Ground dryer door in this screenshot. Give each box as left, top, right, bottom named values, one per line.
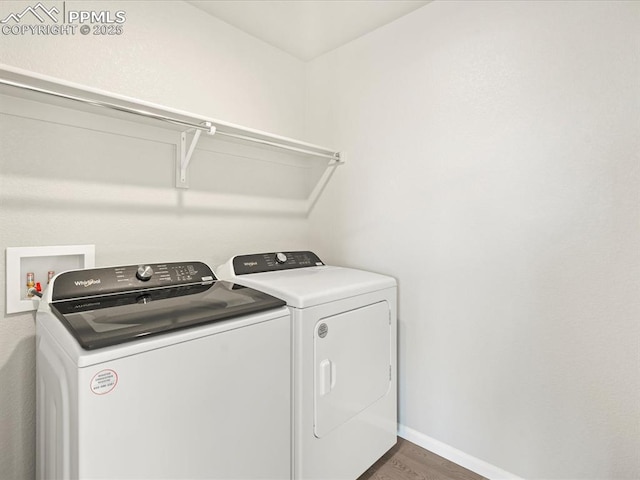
left=313, top=301, right=391, bottom=438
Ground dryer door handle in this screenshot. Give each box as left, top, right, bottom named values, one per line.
left=319, top=359, right=336, bottom=396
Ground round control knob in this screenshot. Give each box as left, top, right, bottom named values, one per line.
left=136, top=265, right=154, bottom=281
left=275, top=252, right=287, bottom=264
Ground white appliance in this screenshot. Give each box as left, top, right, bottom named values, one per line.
left=36, top=261, right=291, bottom=480
left=217, top=251, right=397, bottom=480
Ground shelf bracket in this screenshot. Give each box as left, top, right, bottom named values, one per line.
left=307, top=152, right=346, bottom=213
left=176, top=121, right=216, bottom=188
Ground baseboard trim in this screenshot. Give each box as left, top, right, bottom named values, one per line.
left=397, top=424, right=524, bottom=480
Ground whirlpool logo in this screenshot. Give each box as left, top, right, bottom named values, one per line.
left=74, top=279, right=101, bottom=288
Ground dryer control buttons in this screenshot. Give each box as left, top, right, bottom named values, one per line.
left=232, top=251, right=324, bottom=275
left=136, top=265, right=154, bottom=281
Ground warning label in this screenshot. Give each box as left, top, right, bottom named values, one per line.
left=90, top=369, right=118, bottom=395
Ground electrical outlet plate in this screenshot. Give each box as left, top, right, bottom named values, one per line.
left=5, top=245, right=95, bottom=314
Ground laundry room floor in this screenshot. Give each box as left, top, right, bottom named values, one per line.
left=357, top=438, right=487, bottom=480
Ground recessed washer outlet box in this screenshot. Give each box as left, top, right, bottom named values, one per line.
left=5, top=245, right=95, bottom=314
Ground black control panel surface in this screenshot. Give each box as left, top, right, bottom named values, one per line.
left=52, top=262, right=216, bottom=301
left=233, top=251, right=324, bottom=275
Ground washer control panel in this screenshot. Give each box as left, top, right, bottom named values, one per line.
left=233, top=251, right=324, bottom=275
left=52, top=261, right=216, bottom=300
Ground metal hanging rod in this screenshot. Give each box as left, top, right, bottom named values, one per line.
left=0, top=78, right=214, bottom=133
left=0, top=77, right=342, bottom=161
left=215, top=131, right=340, bottom=161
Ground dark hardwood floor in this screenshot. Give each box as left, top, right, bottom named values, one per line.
left=357, top=438, right=487, bottom=480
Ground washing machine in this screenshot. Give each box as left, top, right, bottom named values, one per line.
left=216, top=251, right=397, bottom=480
left=36, top=261, right=292, bottom=480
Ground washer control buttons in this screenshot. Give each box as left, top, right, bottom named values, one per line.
left=136, top=265, right=154, bottom=281
left=275, top=252, right=288, bottom=264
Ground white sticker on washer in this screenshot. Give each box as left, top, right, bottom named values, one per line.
left=90, top=369, right=118, bottom=395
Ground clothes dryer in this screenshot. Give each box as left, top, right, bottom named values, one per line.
left=36, top=261, right=291, bottom=480
left=217, top=251, right=397, bottom=480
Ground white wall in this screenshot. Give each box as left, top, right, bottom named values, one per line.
left=306, top=1, right=640, bottom=478
left=0, top=2, right=308, bottom=479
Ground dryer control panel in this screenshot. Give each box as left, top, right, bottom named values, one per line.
left=233, top=251, right=324, bottom=275
left=52, top=262, right=216, bottom=300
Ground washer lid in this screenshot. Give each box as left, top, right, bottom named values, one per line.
left=50, top=280, right=285, bottom=350
left=227, top=266, right=396, bottom=308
